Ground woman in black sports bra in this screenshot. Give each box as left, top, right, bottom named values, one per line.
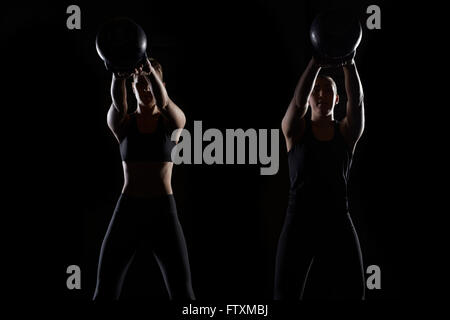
left=274, top=54, right=366, bottom=299
left=93, top=57, right=195, bottom=300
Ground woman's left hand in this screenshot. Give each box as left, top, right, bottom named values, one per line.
left=141, top=58, right=154, bottom=76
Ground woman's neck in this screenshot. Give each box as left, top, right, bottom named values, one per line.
left=311, top=113, right=334, bottom=127
left=137, top=104, right=159, bottom=116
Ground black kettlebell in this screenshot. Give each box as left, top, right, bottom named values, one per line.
left=96, top=17, right=148, bottom=73
left=310, top=9, right=362, bottom=59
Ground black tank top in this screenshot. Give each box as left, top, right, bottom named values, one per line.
left=287, top=118, right=352, bottom=213
left=119, top=113, right=175, bottom=162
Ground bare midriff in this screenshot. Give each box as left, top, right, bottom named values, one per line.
left=121, top=161, right=173, bottom=197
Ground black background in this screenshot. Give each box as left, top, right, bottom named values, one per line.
left=2, top=0, right=436, bottom=305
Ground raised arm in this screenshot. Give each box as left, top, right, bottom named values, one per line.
left=111, top=74, right=129, bottom=113
left=341, top=59, right=365, bottom=153
left=144, top=59, right=186, bottom=142
left=107, top=72, right=132, bottom=140
left=159, top=98, right=186, bottom=142
left=282, top=58, right=321, bottom=151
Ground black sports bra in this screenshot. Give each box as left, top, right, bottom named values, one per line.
left=119, top=113, right=175, bottom=162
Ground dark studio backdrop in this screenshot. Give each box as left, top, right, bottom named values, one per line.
left=2, top=0, right=432, bottom=305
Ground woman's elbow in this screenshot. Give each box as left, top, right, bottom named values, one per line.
left=177, top=114, right=186, bottom=129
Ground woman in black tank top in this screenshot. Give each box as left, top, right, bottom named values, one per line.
left=93, top=57, right=195, bottom=300
left=275, top=54, right=366, bottom=300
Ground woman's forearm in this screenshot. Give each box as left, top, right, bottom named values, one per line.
left=294, top=58, right=321, bottom=112
left=111, top=74, right=128, bottom=114
left=148, top=66, right=169, bottom=109
left=343, top=62, right=364, bottom=106
left=282, top=58, right=321, bottom=137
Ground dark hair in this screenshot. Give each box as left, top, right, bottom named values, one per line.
left=317, top=75, right=337, bottom=93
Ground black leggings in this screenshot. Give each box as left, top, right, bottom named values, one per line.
left=93, top=193, right=195, bottom=300
left=274, top=209, right=365, bottom=300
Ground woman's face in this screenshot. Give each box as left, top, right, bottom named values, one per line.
left=133, top=75, right=154, bottom=106
left=309, top=76, right=339, bottom=117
